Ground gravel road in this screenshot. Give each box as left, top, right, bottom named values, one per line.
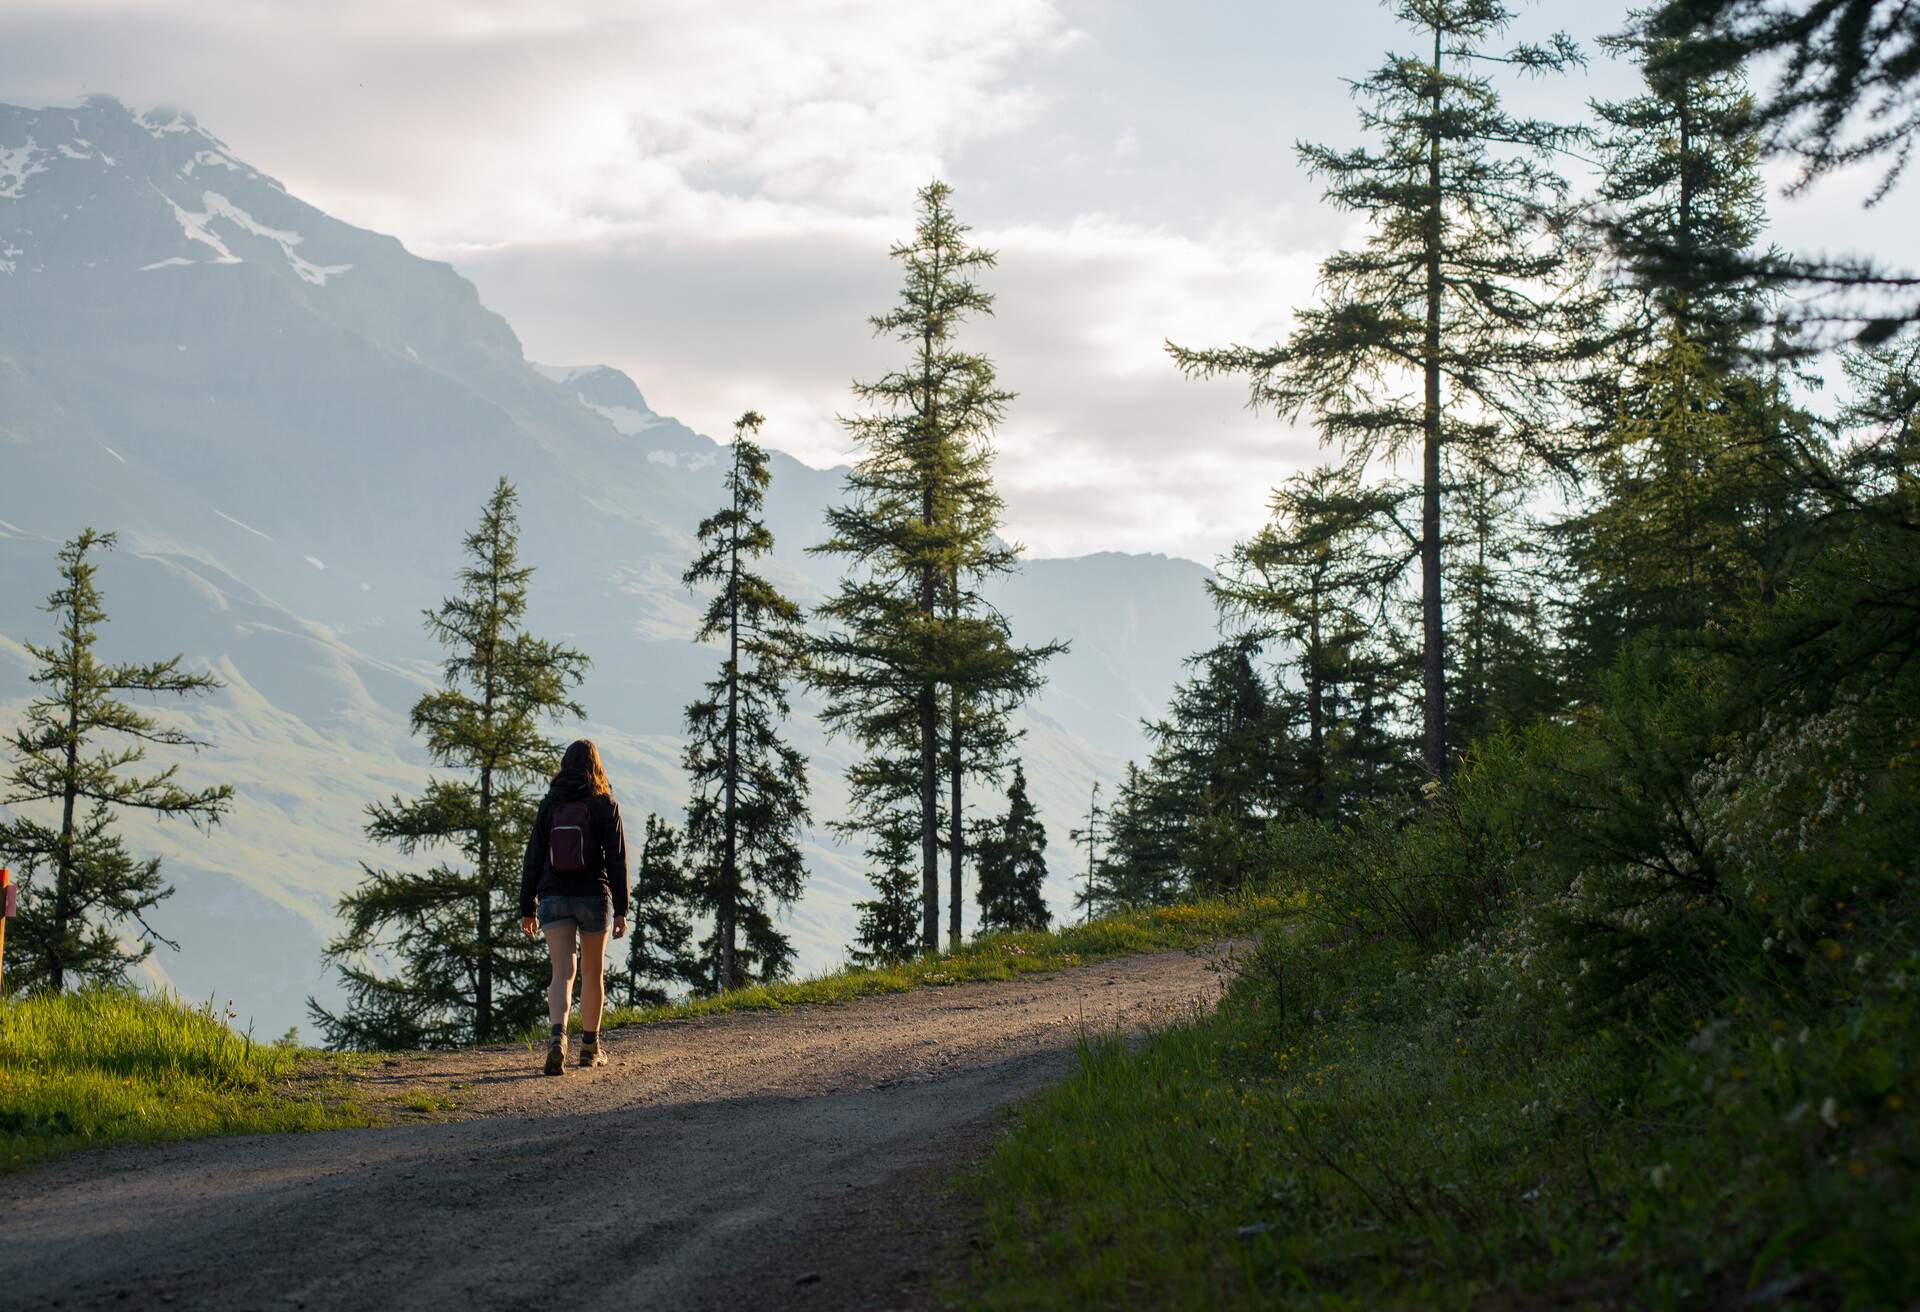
left=0, top=943, right=1242, bottom=1312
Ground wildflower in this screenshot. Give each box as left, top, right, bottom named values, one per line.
left=1821, top=1097, right=1841, bottom=1129
left=1649, top=1163, right=1672, bottom=1190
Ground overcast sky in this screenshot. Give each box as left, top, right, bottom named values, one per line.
left=6, top=0, right=1915, bottom=562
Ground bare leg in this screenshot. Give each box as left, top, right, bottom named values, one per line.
left=577, top=930, right=608, bottom=1033
left=544, top=924, right=577, bottom=1030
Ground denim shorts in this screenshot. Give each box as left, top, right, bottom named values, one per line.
left=537, top=894, right=612, bottom=934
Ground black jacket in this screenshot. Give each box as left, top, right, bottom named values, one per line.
left=518, top=771, right=629, bottom=919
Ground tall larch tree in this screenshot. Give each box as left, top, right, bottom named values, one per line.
left=1171, top=0, right=1601, bottom=781
left=813, top=180, right=1031, bottom=953
left=0, top=530, right=232, bottom=992
left=311, top=479, right=586, bottom=1048
left=682, top=412, right=811, bottom=992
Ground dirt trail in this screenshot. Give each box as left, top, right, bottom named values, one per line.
left=0, top=944, right=1242, bottom=1312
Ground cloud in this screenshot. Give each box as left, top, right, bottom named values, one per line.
left=2, top=0, right=1079, bottom=248
left=459, top=205, right=1326, bottom=562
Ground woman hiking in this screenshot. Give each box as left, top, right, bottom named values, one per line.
left=519, top=739, right=628, bottom=1076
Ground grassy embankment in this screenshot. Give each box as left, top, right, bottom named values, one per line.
left=599, top=892, right=1290, bottom=1031
left=960, top=893, right=1917, bottom=1307
left=0, top=988, right=372, bottom=1172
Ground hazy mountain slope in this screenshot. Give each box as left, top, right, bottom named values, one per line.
left=0, top=98, right=1219, bottom=1037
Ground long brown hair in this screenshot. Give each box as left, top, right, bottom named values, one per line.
left=557, top=739, right=612, bottom=798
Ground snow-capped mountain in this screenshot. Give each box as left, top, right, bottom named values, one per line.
left=0, top=97, right=1216, bottom=1037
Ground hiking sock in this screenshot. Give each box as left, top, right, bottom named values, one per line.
left=581, top=1030, right=597, bottom=1046
left=550, top=1024, right=565, bottom=1041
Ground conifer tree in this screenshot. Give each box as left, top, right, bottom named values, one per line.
left=1088, top=763, right=1187, bottom=909
left=1647, top=0, right=1920, bottom=203
left=1146, top=638, right=1286, bottom=892
left=1445, top=477, right=1562, bottom=743
left=973, top=762, right=1051, bottom=933
left=845, top=753, right=927, bottom=965
left=311, top=480, right=586, bottom=1048
left=1641, top=1, right=1920, bottom=338
left=1171, top=0, right=1601, bottom=781
left=941, top=587, right=1060, bottom=950
left=848, top=820, right=924, bottom=968
left=1555, top=334, right=1823, bottom=674
left=0, top=530, right=232, bottom=992
left=1068, top=781, right=1107, bottom=922
left=814, top=180, right=1049, bottom=953
left=624, top=813, right=704, bottom=1006
left=1211, top=467, right=1416, bottom=818
left=1594, top=15, right=1772, bottom=358
left=682, top=412, right=811, bottom=992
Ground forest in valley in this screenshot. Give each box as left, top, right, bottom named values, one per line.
left=2, top=0, right=1918, bottom=1298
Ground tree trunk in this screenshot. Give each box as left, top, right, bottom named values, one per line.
left=721, top=447, right=744, bottom=989
left=1421, top=17, right=1450, bottom=784
left=918, top=670, right=939, bottom=953
left=476, top=527, right=502, bottom=1041
left=916, top=325, right=941, bottom=956
left=948, top=680, right=963, bottom=953
left=1307, top=582, right=1326, bottom=816
left=51, top=616, right=81, bottom=993
left=476, top=764, right=493, bottom=1041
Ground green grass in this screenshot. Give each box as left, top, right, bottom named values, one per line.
left=0, top=988, right=370, bottom=1172
left=600, top=894, right=1291, bottom=1033
left=959, top=921, right=1920, bottom=1309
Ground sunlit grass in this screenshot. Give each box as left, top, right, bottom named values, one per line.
left=0, top=987, right=369, bottom=1172
left=598, top=892, right=1293, bottom=1033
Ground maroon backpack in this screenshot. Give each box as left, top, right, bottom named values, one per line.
left=549, top=800, right=592, bottom=873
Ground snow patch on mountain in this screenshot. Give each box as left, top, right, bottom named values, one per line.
left=146, top=186, right=351, bottom=284
left=199, top=191, right=350, bottom=285
left=155, top=185, right=239, bottom=263
left=0, top=139, right=48, bottom=198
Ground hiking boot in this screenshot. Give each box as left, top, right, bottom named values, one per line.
left=544, top=1037, right=567, bottom=1076
left=578, top=1038, right=607, bottom=1069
